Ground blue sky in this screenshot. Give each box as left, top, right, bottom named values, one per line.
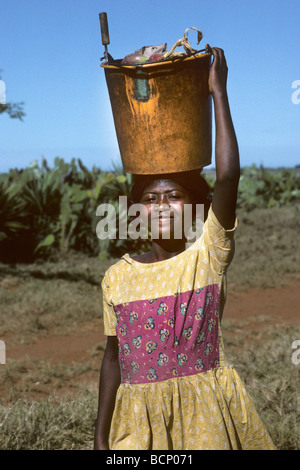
left=0, top=0, right=299, bottom=173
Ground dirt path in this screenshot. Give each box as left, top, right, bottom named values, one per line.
left=224, top=280, right=300, bottom=325
left=7, top=321, right=105, bottom=365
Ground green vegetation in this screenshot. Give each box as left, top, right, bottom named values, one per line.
left=0, top=159, right=299, bottom=262
left=237, top=164, right=300, bottom=211
left=0, top=71, right=25, bottom=121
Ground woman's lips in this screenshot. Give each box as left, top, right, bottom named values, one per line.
left=152, top=215, right=174, bottom=220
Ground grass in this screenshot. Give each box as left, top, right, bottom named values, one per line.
left=0, top=253, right=115, bottom=343
left=229, top=205, right=300, bottom=289
left=221, top=311, right=300, bottom=450
left=0, top=391, right=97, bottom=450
left=0, top=206, right=299, bottom=450
left=223, top=323, right=300, bottom=450
left=1, top=358, right=96, bottom=403
left=0, top=278, right=101, bottom=343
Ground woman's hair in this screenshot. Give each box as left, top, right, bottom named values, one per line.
left=130, top=170, right=212, bottom=219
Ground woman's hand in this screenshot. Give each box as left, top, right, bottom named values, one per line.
left=208, top=47, right=228, bottom=97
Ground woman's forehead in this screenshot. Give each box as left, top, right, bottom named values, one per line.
left=142, top=179, right=187, bottom=194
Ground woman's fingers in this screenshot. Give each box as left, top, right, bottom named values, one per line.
left=218, top=49, right=227, bottom=70
left=208, top=47, right=228, bottom=94
left=211, top=47, right=220, bottom=69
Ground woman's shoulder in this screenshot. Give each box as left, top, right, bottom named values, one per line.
left=103, top=256, right=132, bottom=280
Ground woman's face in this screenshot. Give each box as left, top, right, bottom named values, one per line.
left=140, top=179, right=192, bottom=239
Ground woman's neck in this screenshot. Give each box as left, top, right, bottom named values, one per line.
left=133, top=239, right=187, bottom=264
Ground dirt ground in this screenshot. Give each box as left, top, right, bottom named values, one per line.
left=1, top=280, right=300, bottom=402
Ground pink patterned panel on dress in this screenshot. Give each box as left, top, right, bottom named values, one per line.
left=115, top=285, right=220, bottom=384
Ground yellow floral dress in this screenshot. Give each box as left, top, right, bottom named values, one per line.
left=102, top=207, right=276, bottom=450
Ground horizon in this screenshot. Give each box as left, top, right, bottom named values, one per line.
left=0, top=154, right=299, bottom=175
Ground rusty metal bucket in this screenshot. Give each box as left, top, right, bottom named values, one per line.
left=101, top=52, right=212, bottom=174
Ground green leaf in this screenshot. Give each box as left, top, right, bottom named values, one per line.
left=34, top=234, right=55, bottom=252
left=116, top=175, right=127, bottom=183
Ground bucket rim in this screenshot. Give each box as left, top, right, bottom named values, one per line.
left=100, top=51, right=211, bottom=71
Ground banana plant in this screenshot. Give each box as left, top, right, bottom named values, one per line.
left=0, top=175, right=27, bottom=241
left=59, top=184, right=88, bottom=253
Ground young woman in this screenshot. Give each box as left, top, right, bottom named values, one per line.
left=94, top=48, right=276, bottom=450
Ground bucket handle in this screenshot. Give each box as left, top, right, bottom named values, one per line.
left=164, top=27, right=206, bottom=59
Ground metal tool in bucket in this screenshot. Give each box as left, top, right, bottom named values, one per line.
left=99, top=13, right=212, bottom=175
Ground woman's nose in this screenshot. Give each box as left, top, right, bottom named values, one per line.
left=157, top=195, right=169, bottom=208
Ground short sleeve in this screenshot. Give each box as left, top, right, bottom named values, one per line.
left=101, top=272, right=117, bottom=336
left=202, top=206, right=238, bottom=275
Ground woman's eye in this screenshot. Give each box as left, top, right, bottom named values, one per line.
left=143, top=196, right=156, bottom=203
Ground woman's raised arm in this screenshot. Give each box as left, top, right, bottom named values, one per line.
left=209, top=47, right=240, bottom=229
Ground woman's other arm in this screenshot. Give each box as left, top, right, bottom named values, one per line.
left=94, top=336, right=121, bottom=450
